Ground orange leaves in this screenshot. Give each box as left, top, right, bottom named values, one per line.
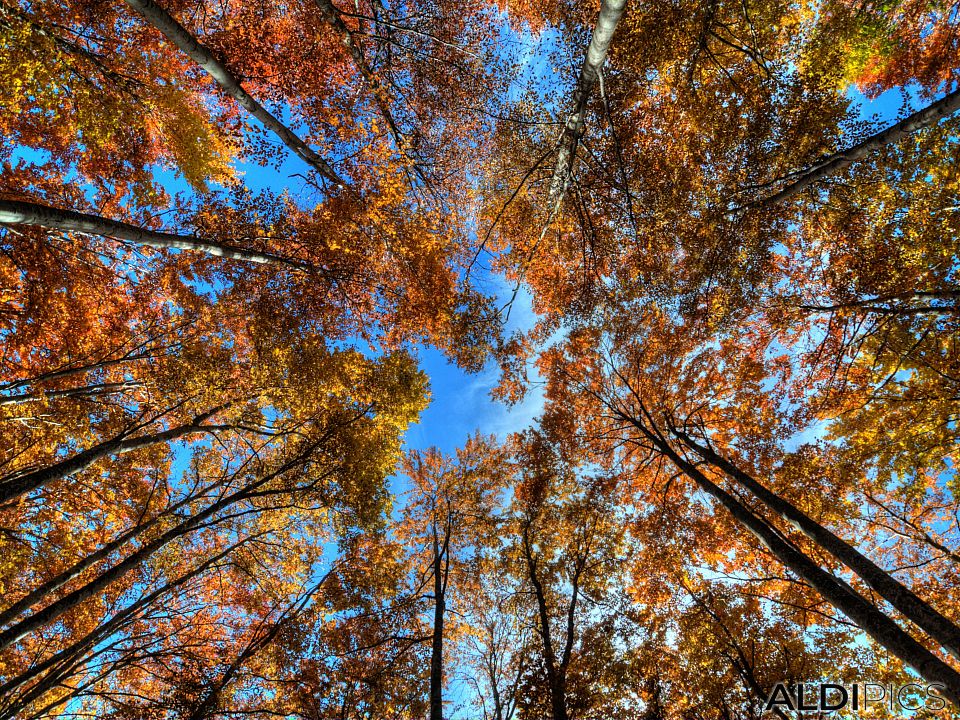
left=823, top=0, right=960, bottom=96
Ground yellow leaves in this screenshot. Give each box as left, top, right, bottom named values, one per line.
left=0, top=4, right=239, bottom=199
left=0, top=15, right=77, bottom=134
left=0, top=20, right=34, bottom=113
left=148, top=83, right=238, bottom=192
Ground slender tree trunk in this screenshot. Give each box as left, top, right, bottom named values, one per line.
left=803, top=304, right=960, bottom=316
left=0, top=538, right=251, bottom=719
left=522, top=525, right=568, bottom=720
left=121, top=0, right=346, bottom=187
left=0, top=443, right=315, bottom=652
left=747, top=87, right=960, bottom=208
left=0, top=342, right=173, bottom=394
left=674, top=429, right=960, bottom=662
left=0, top=199, right=308, bottom=267
left=0, top=407, right=224, bottom=505
left=187, top=569, right=335, bottom=720
left=488, top=647, right=505, bottom=720
left=547, top=0, right=627, bottom=209
left=0, top=510, right=161, bottom=628
left=0, top=381, right=141, bottom=406
left=681, top=582, right=789, bottom=720
left=799, top=289, right=960, bottom=316
left=430, top=529, right=446, bottom=720
left=516, top=0, right=627, bottom=299
left=619, top=411, right=960, bottom=708
left=0, top=472, right=219, bottom=628
left=0, top=493, right=222, bottom=652
left=314, top=0, right=413, bottom=161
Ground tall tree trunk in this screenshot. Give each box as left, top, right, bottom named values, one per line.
left=430, top=528, right=446, bottom=720
left=680, top=581, right=789, bottom=720
left=547, top=0, right=627, bottom=209
left=746, top=86, right=960, bottom=208
left=187, top=569, right=336, bottom=720
left=618, top=410, right=960, bottom=708
left=314, top=0, right=413, bottom=163
left=522, top=524, right=568, bottom=720
left=0, top=443, right=316, bottom=652
left=0, top=491, right=185, bottom=627
left=673, top=428, right=960, bottom=662
left=0, top=537, right=251, bottom=719
left=121, top=0, right=346, bottom=187
left=518, top=0, right=628, bottom=306
left=0, top=344, right=171, bottom=394
left=0, top=199, right=308, bottom=267
left=0, top=406, right=225, bottom=505
left=0, top=381, right=141, bottom=407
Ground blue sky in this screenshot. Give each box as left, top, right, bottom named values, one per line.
left=18, top=26, right=920, bottom=493
left=70, top=53, right=922, bottom=479
left=213, top=25, right=562, bottom=462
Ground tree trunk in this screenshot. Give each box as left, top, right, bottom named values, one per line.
left=0, top=199, right=308, bottom=267
left=522, top=525, right=568, bottom=720
left=747, top=87, right=960, bottom=208
left=0, top=472, right=219, bottom=628
left=681, top=582, right=789, bottom=720
left=675, top=429, right=960, bottom=662
left=0, top=507, right=164, bottom=628
left=620, top=412, right=960, bottom=708
left=0, top=443, right=313, bottom=652
left=187, top=570, right=335, bottom=720
left=547, top=0, right=627, bottom=209
left=0, top=407, right=224, bottom=505
left=122, top=0, right=346, bottom=187
left=430, top=530, right=446, bottom=720
left=0, top=538, right=250, bottom=718
left=0, top=381, right=140, bottom=406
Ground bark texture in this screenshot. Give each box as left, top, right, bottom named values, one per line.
left=618, top=410, right=960, bottom=708
left=751, top=87, right=960, bottom=207
left=0, top=199, right=308, bottom=267
left=122, top=0, right=346, bottom=186
left=0, top=408, right=224, bottom=505
left=547, top=0, right=627, bottom=209
left=675, top=429, right=960, bottom=662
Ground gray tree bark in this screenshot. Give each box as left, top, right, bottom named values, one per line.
left=0, top=442, right=317, bottom=653
left=674, top=428, right=960, bottom=662
left=618, top=409, right=960, bottom=708
left=122, top=0, right=346, bottom=187
left=547, top=0, right=627, bottom=209
left=0, top=406, right=225, bottom=505
left=748, top=87, right=960, bottom=208
left=0, top=199, right=309, bottom=268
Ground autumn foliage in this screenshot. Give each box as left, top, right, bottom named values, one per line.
left=2, top=0, right=960, bottom=717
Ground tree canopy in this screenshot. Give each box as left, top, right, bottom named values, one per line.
left=2, top=0, right=960, bottom=718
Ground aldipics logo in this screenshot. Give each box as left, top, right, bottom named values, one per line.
left=762, top=682, right=948, bottom=714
